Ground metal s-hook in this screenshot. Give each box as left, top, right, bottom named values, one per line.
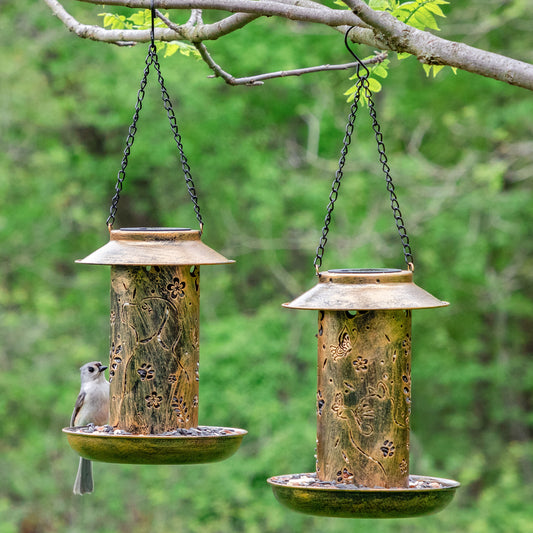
left=150, top=0, right=156, bottom=47
left=344, top=26, right=369, bottom=79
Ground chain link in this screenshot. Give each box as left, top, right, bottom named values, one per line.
left=313, top=77, right=364, bottom=272
left=107, top=38, right=203, bottom=229
left=106, top=51, right=151, bottom=228
left=364, top=80, right=413, bottom=268
left=313, top=29, right=414, bottom=272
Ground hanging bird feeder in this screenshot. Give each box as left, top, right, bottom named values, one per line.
left=268, top=29, right=459, bottom=518
left=63, top=4, right=245, bottom=464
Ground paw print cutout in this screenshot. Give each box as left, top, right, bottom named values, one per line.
left=380, top=439, right=395, bottom=457
left=138, top=363, right=155, bottom=381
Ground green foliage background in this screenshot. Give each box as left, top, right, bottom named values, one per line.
left=1, top=1, right=532, bottom=531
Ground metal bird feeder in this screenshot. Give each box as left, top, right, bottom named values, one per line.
left=63, top=4, right=246, bottom=464
left=268, top=29, right=459, bottom=518
left=64, top=228, right=246, bottom=464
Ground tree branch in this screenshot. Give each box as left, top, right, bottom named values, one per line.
left=76, top=0, right=369, bottom=28
left=194, top=41, right=387, bottom=85
left=156, top=9, right=261, bottom=41
left=344, top=0, right=533, bottom=90
left=43, top=0, right=533, bottom=91
left=43, top=0, right=183, bottom=43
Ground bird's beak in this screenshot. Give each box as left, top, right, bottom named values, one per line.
left=99, top=365, right=108, bottom=372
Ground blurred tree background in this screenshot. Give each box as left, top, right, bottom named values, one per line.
left=1, top=1, right=532, bottom=532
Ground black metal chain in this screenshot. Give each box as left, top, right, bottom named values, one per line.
left=313, top=27, right=414, bottom=273
left=107, top=2, right=203, bottom=230
left=365, top=78, right=413, bottom=269
left=313, top=78, right=364, bottom=273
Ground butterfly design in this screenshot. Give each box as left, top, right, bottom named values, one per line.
left=330, top=328, right=352, bottom=361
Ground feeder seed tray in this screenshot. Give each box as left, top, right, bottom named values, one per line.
left=268, top=473, right=460, bottom=519
left=63, top=426, right=247, bottom=465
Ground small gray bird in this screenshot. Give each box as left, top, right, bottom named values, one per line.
left=71, top=361, right=110, bottom=495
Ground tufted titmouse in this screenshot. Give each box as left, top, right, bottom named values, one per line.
left=71, top=361, right=110, bottom=495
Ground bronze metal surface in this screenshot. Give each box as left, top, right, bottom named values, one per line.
left=77, top=228, right=234, bottom=266
left=109, top=264, right=200, bottom=434
left=284, top=269, right=448, bottom=310
left=317, top=309, right=411, bottom=488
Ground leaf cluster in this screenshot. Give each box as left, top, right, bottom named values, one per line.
left=100, top=10, right=201, bottom=58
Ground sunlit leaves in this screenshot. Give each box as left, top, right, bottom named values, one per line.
left=391, top=0, right=449, bottom=32
left=343, top=55, right=390, bottom=103
left=163, top=41, right=201, bottom=59
left=99, top=10, right=201, bottom=59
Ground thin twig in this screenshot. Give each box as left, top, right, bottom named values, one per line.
left=195, top=41, right=387, bottom=86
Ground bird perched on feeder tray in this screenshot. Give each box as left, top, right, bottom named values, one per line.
left=71, top=361, right=110, bottom=495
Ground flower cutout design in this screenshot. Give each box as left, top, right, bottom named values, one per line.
left=168, top=373, right=178, bottom=384
left=145, top=391, right=163, bottom=409
left=138, top=363, right=155, bottom=381
left=167, top=277, right=186, bottom=299
left=352, top=356, right=369, bottom=372
left=399, top=458, right=408, bottom=475
left=380, top=439, right=395, bottom=457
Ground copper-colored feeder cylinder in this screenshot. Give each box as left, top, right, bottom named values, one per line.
left=284, top=269, right=448, bottom=489
left=77, top=228, right=233, bottom=435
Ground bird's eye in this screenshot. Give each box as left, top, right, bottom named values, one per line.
left=88, top=367, right=95, bottom=373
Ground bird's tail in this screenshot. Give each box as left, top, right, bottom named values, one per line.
left=73, top=457, right=93, bottom=495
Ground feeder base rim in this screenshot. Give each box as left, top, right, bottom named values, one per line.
left=267, top=473, right=459, bottom=519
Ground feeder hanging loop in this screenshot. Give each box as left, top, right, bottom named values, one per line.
left=106, top=2, right=204, bottom=231
left=313, top=27, right=414, bottom=273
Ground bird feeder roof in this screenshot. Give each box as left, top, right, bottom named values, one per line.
left=77, top=228, right=234, bottom=266
left=284, top=269, right=449, bottom=310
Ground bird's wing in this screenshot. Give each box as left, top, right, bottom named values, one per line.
left=71, top=391, right=86, bottom=426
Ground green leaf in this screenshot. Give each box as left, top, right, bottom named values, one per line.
left=163, top=43, right=180, bottom=58
left=99, top=13, right=129, bottom=30
left=129, top=11, right=149, bottom=27
left=369, top=0, right=392, bottom=9
left=425, top=2, right=446, bottom=17
left=392, top=0, right=448, bottom=31
left=163, top=41, right=201, bottom=60
left=431, top=64, right=445, bottom=77
left=422, top=64, right=447, bottom=77
left=372, top=64, right=389, bottom=78
left=367, top=77, right=382, bottom=92
left=397, top=52, right=412, bottom=60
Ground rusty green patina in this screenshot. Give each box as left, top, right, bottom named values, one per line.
left=63, top=428, right=247, bottom=465
left=267, top=474, right=460, bottom=519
